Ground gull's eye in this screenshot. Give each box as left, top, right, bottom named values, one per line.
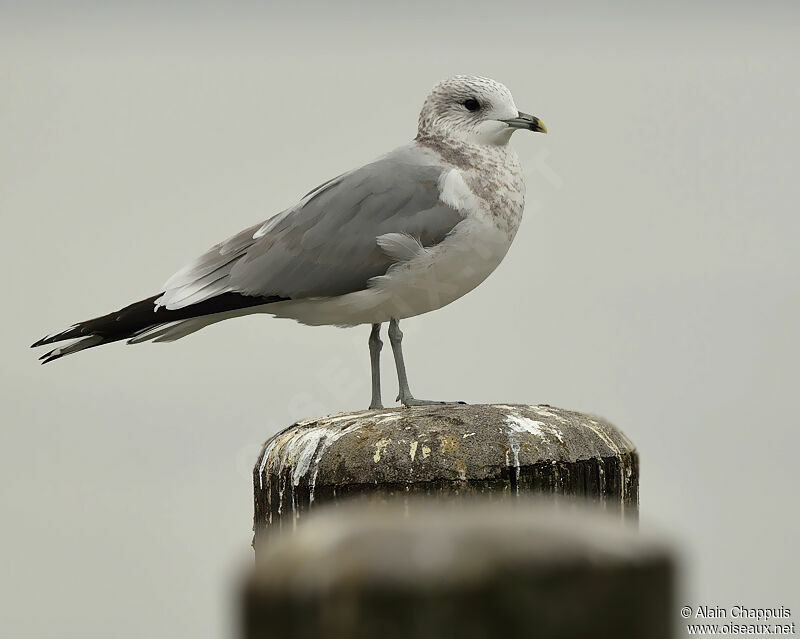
left=463, top=98, right=480, bottom=112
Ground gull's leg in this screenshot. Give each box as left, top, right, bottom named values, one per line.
left=368, top=323, right=384, bottom=410
left=388, top=318, right=456, bottom=407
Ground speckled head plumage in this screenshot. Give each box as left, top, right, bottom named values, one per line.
left=417, top=75, right=545, bottom=146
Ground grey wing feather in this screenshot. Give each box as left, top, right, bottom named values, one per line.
left=158, top=221, right=263, bottom=308
left=158, top=147, right=462, bottom=309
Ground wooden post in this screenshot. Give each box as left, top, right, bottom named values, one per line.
left=252, top=404, right=638, bottom=544
left=243, top=498, right=673, bottom=639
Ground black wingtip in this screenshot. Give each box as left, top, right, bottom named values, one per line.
left=38, top=348, right=64, bottom=364
left=31, top=326, right=77, bottom=348
left=31, top=292, right=284, bottom=361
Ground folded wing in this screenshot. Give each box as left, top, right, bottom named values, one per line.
left=157, top=147, right=464, bottom=310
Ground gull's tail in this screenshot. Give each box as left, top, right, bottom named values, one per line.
left=31, top=292, right=285, bottom=364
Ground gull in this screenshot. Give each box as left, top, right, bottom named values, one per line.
left=32, top=75, right=546, bottom=408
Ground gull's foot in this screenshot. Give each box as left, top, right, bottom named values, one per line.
left=368, top=401, right=384, bottom=410
left=397, top=395, right=468, bottom=408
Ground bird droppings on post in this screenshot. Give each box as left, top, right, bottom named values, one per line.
left=252, top=404, right=639, bottom=541
left=505, top=412, right=566, bottom=443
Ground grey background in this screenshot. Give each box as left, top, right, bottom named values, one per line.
left=2, top=1, right=798, bottom=637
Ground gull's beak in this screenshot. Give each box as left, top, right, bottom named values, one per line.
left=500, top=111, right=547, bottom=133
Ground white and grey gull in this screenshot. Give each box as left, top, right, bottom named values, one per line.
left=32, top=75, right=547, bottom=408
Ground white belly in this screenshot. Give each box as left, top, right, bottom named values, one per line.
left=267, top=217, right=513, bottom=327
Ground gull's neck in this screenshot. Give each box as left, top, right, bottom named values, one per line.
left=415, top=133, right=517, bottom=171
left=413, top=131, right=525, bottom=240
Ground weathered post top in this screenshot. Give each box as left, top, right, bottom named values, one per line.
left=253, top=403, right=638, bottom=539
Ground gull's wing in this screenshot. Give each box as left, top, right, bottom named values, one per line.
left=157, top=147, right=464, bottom=310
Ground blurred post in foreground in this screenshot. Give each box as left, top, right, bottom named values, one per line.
left=242, top=498, right=674, bottom=639
left=252, top=404, right=638, bottom=544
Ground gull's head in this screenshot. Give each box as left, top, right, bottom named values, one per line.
left=417, top=75, right=546, bottom=146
